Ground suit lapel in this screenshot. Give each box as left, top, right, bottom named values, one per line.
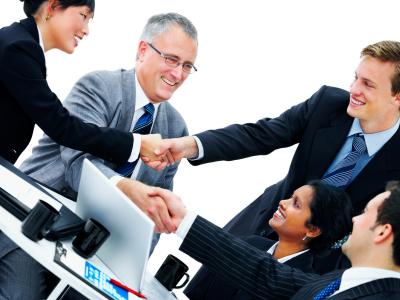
left=20, top=17, right=46, bottom=77
left=346, top=127, right=400, bottom=207
left=305, top=111, right=353, bottom=182
left=104, top=68, right=136, bottom=170
left=328, top=277, right=400, bottom=299
left=118, top=68, right=137, bottom=132
left=286, top=249, right=314, bottom=272
left=20, top=17, right=39, bottom=44
left=136, top=103, right=169, bottom=185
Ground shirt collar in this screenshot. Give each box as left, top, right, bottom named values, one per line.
left=134, top=72, right=160, bottom=111
left=347, top=117, right=400, bottom=157
left=267, top=242, right=309, bottom=263
left=36, top=25, right=44, bottom=53
left=338, top=267, right=400, bottom=294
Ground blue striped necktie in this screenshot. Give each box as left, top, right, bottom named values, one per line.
left=323, top=133, right=366, bottom=249
left=322, top=133, right=367, bottom=190
left=115, top=103, right=155, bottom=178
left=312, top=278, right=342, bottom=300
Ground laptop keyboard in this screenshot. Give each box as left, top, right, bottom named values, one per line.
left=142, top=282, right=162, bottom=298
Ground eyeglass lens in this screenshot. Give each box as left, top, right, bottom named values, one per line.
left=165, top=57, right=195, bottom=74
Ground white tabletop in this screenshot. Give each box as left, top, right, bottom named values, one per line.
left=0, top=202, right=131, bottom=299
left=0, top=165, right=175, bottom=300
left=0, top=188, right=175, bottom=300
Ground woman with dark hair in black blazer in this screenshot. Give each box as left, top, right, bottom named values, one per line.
left=0, top=1, right=141, bottom=299
left=0, top=0, right=135, bottom=166
left=184, top=181, right=354, bottom=300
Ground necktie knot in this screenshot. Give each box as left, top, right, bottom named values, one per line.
left=353, top=134, right=366, bottom=154
left=322, top=133, right=367, bottom=190
left=145, top=103, right=155, bottom=115
left=132, top=103, right=155, bottom=134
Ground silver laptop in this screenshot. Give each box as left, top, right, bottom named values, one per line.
left=76, top=159, right=154, bottom=293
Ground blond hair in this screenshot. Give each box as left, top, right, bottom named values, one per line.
left=361, top=41, right=400, bottom=96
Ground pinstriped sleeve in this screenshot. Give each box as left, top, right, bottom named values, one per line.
left=179, top=216, right=319, bottom=300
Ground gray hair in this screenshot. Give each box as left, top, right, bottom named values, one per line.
left=136, top=13, right=198, bottom=60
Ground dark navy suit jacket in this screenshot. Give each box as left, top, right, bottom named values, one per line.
left=185, top=236, right=314, bottom=300
left=188, top=86, right=400, bottom=277
left=0, top=17, right=133, bottom=165
left=180, top=216, right=400, bottom=300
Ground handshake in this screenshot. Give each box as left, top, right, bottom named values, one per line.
left=116, top=135, right=198, bottom=234
left=139, top=134, right=200, bottom=171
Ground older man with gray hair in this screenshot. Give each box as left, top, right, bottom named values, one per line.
left=13, top=12, right=198, bottom=300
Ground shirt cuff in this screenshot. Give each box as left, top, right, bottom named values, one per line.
left=188, top=136, right=204, bottom=161
left=175, top=211, right=198, bottom=239
left=128, top=133, right=141, bottom=162
left=110, top=175, right=124, bottom=186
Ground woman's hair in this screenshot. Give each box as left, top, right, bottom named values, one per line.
left=304, top=180, right=354, bottom=255
left=19, top=0, right=95, bottom=18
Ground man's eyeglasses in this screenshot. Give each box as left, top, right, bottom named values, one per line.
left=148, top=43, right=197, bottom=74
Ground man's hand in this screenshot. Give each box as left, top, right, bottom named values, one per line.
left=141, top=136, right=199, bottom=171
left=147, top=188, right=188, bottom=230
left=116, top=179, right=176, bottom=233
left=140, top=134, right=166, bottom=162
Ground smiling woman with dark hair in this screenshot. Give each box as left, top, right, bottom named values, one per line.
left=0, top=0, right=135, bottom=166
left=184, top=180, right=354, bottom=300
left=0, top=1, right=141, bottom=299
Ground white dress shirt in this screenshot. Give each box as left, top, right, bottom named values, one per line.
left=37, top=25, right=44, bottom=52
left=190, top=136, right=204, bottom=160
left=266, top=241, right=309, bottom=263
left=331, top=267, right=400, bottom=297
left=176, top=212, right=308, bottom=263
left=36, top=25, right=139, bottom=163
left=109, top=74, right=160, bottom=185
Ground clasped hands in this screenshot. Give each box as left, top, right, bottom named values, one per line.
left=116, top=134, right=198, bottom=234
left=117, top=178, right=187, bottom=234
left=140, top=134, right=199, bottom=171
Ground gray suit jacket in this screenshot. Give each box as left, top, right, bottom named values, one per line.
left=20, top=68, right=188, bottom=253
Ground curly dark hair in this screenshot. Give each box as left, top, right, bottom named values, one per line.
left=304, top=180, right=354, bottom=255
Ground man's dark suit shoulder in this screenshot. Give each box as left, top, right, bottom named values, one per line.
left=190, top=85, right=350, bottom=167
left=184, top=235, right=315, bottom=300
left=181, top=216, right=400, bottom=300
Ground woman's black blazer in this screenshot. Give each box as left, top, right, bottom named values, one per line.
left=0, top=17, right=133, bottom=165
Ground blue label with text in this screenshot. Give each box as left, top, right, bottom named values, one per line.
left=84, top=261, right=129, bottom=300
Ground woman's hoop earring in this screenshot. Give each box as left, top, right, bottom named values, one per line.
left=302, top=233, right=308, bottom=241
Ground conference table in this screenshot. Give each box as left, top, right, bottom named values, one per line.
left=0, top=183, right=175, bottom=300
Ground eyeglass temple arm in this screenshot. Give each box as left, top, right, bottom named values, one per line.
left=148, top=43, right=164, bottom=56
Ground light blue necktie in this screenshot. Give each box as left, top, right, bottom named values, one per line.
left=322, top=133, right=367, bottom=190
left=312, top=278, right=342, bottom=300
left=115, top=103, right=154, bottom=178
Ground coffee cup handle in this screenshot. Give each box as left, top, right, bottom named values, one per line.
left=174, top=273, right=190, bottom=289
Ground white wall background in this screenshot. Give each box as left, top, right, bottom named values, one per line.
left=1, top=1, right=399, bottom=298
